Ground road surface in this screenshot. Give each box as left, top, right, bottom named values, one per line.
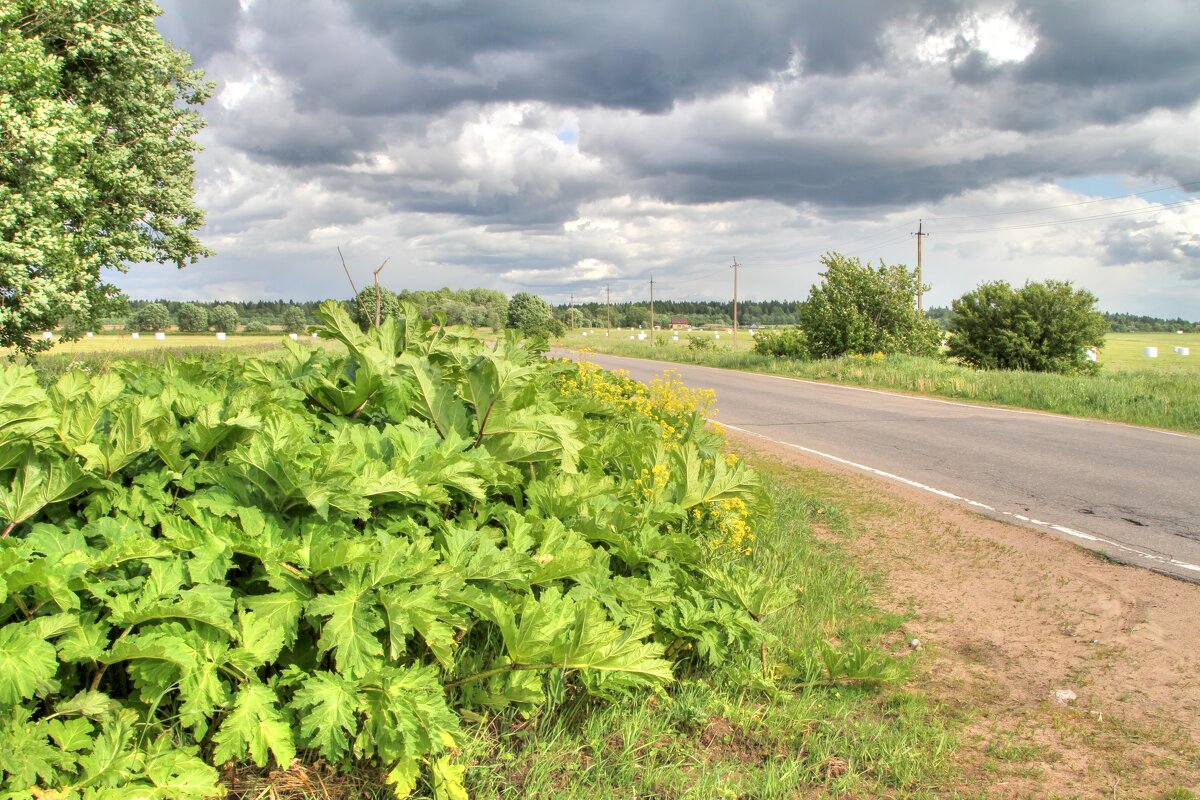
left=558, top=350, right=1200, bottom=583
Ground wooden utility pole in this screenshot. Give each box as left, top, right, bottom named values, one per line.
left=730, top=257, right=740, bottom=339
left=649, top=276, right=656, bottom=346
left=913, top=220, right=928, bottom=313
left=569, top=294, right=575, bottom=330
left=605, top=285, right=612, bottom=335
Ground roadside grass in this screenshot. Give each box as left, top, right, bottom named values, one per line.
left=555, top=331, right=1200, bottom=434
left=454, top=459, right=958, bottom=799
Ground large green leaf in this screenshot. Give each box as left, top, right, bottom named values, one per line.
left=211, top=683, right=296, bottom=768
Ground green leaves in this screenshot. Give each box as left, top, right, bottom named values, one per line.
left=0, top=624, right=57, bottom=704
left=0, top=299, right=778, bottom=796
left=212, top=683, right=295, bottom=769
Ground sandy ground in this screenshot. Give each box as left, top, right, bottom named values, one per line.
left=732, top=431, right=1200, bottom=799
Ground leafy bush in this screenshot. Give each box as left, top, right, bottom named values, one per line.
left=799, top=253, right=940, bottom=358
left=0, top=303, right=777, bottom=797
left=687, top=335, right=716, bottom=352
left=242, top=320, right=269, bottom=333
left=177, top=303, right=209, bottom=332
left=949, top=280, right=1107, bottom=373
left=753, top=327, right=809, bottom=359
left=282, top=305, right=307, bottom=333
left=350, top=286, right=400, bottom=330
left=130, top=302, right=171, bottom=332
left=209, top=304, right=239, bottom=333
left=506, top=292, right=563, bottom=338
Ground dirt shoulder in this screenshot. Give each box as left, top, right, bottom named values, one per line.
left=732, top=430, right=1200, bottom=799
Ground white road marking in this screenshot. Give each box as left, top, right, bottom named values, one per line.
left=720, top=422, right=1200, bottom=576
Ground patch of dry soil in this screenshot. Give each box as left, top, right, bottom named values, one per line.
left=734, top=431, right=1200, bottom=800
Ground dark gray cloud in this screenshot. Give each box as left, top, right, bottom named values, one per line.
left=155, top=0, right=241, bottom=63
left=126, top=1, right=1200, bottom=315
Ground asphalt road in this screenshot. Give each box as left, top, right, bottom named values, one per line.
left=557, top=350, right=1200, bottom=583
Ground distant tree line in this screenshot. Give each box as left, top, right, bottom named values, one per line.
left=552, top=299, right=803, bottom=328
left=926, top=306, right=1197, bottom=333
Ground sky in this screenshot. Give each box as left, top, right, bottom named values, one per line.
left=119, top=0, right=1200, bottom=318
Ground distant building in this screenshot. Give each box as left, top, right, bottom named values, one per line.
left=669, top=316, right=690, bottom=329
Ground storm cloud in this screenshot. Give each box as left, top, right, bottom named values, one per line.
left=123, top=0, right=1200, bottom=316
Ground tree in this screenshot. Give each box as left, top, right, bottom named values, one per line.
left=210, top=305, right=239, bottom=333
left=177, top=303, right=208, bottom=332
left=506, top=292, right=563, bottom=338
left=0, top=1, right=211, bottom=357
left=799, top=253, right=939, bottom=358
left=282, top=305, right=307, bottom=333
left=130, top=302, right=170, bottom=332
left=949, top=280, right=1107, bottom=373
left=349, top=286, right=399, bottom=330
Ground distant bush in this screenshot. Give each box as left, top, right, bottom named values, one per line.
left=242, top=320, right=269, bottom=333
left=799, top=253, right=940, bottom=358
left=949, top=280, right=1106, bottom=374
left=209, top=304, right=239, bottom=332
left=753, top=327, right=809, bottom=359
left=507, top=292, right=563, bottom=338
left=130, top=302, right=170, bottom=332
left=282, top=305, right=307, bottom=333
left=687, top=335, right=716, bottom=352
left=176, top=302, right=208, bottom=332
left=349, top=286, right=400, bottom=330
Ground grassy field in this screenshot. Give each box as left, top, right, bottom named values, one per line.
left=31, top=331, right=316, bottom=353
left=554, top=330, right=1200, bottom=434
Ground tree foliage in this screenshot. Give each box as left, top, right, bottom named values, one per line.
left=752, top=327, right=809, bottom=359
left=281, top=305, right=307, bottom=333
left=949, top=280, right=1107, bottom=373
left=0, top=0, right=211, bottom=356
left=507, top=292, right=563, bottom=338
left=349, top=286, right=400, bottom=330
left=798, top=253, right=939, bottom=358
left=209, top=304, right=238, bottom=333
left=177, top=303, right=209, bottom=332
left=130, top=302, right=170, bottom=332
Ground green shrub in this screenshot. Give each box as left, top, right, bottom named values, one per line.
left=687, top=334, right=716, bottom=352
left=242, top=320, right=269, bottom=333
left=130, top=302, right=171, bottom=332
left=349, top=286, right=400, bottom=330
left=177, top=303, right=209, bottom=332
left=949, top=280, right=1106, bottom=374
left=753, top=327, right=810, bottom=358
left=799, top=252, right=940, bottom=358
left=209, top=304, right=239, bottom=332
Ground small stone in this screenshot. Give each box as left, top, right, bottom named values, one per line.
left=909, top=638, right=921, bottom=650
left=1052, top=689, right=1077, bottom=706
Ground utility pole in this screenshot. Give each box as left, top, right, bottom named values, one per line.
left=605, top=285, right=612, bottom=335
left=913, top=220, right=928, bottom=313
left=569, top=293, right=575, bottom=330
left=730, top=257, right=740, bottom=339
left=649, top=276, right=656, bottom=346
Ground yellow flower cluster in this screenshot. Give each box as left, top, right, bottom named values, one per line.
left=697, top=496, right=756, bottom=557
left=849, top=351, right=886, bottom=364
left=634, top=463, right=672, bottom=499
left=558, top=362, right=713, bottom=445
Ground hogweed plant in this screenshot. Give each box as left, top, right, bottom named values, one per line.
left=0, top=303, right=782, bottom=798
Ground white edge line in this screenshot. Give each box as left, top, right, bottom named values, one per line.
left=719, top=421, right=1200, bottom=576
left=568, top=349, right=1197, bottom=441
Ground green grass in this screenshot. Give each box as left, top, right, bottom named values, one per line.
left=453, top=460, right=957, bottom=799
left=558, top=330, right=1200, bottom=434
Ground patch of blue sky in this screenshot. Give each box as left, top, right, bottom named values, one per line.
left=1056, top=175, right=1193, bottom=204
left=556, top=129, right=578, bottom=143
